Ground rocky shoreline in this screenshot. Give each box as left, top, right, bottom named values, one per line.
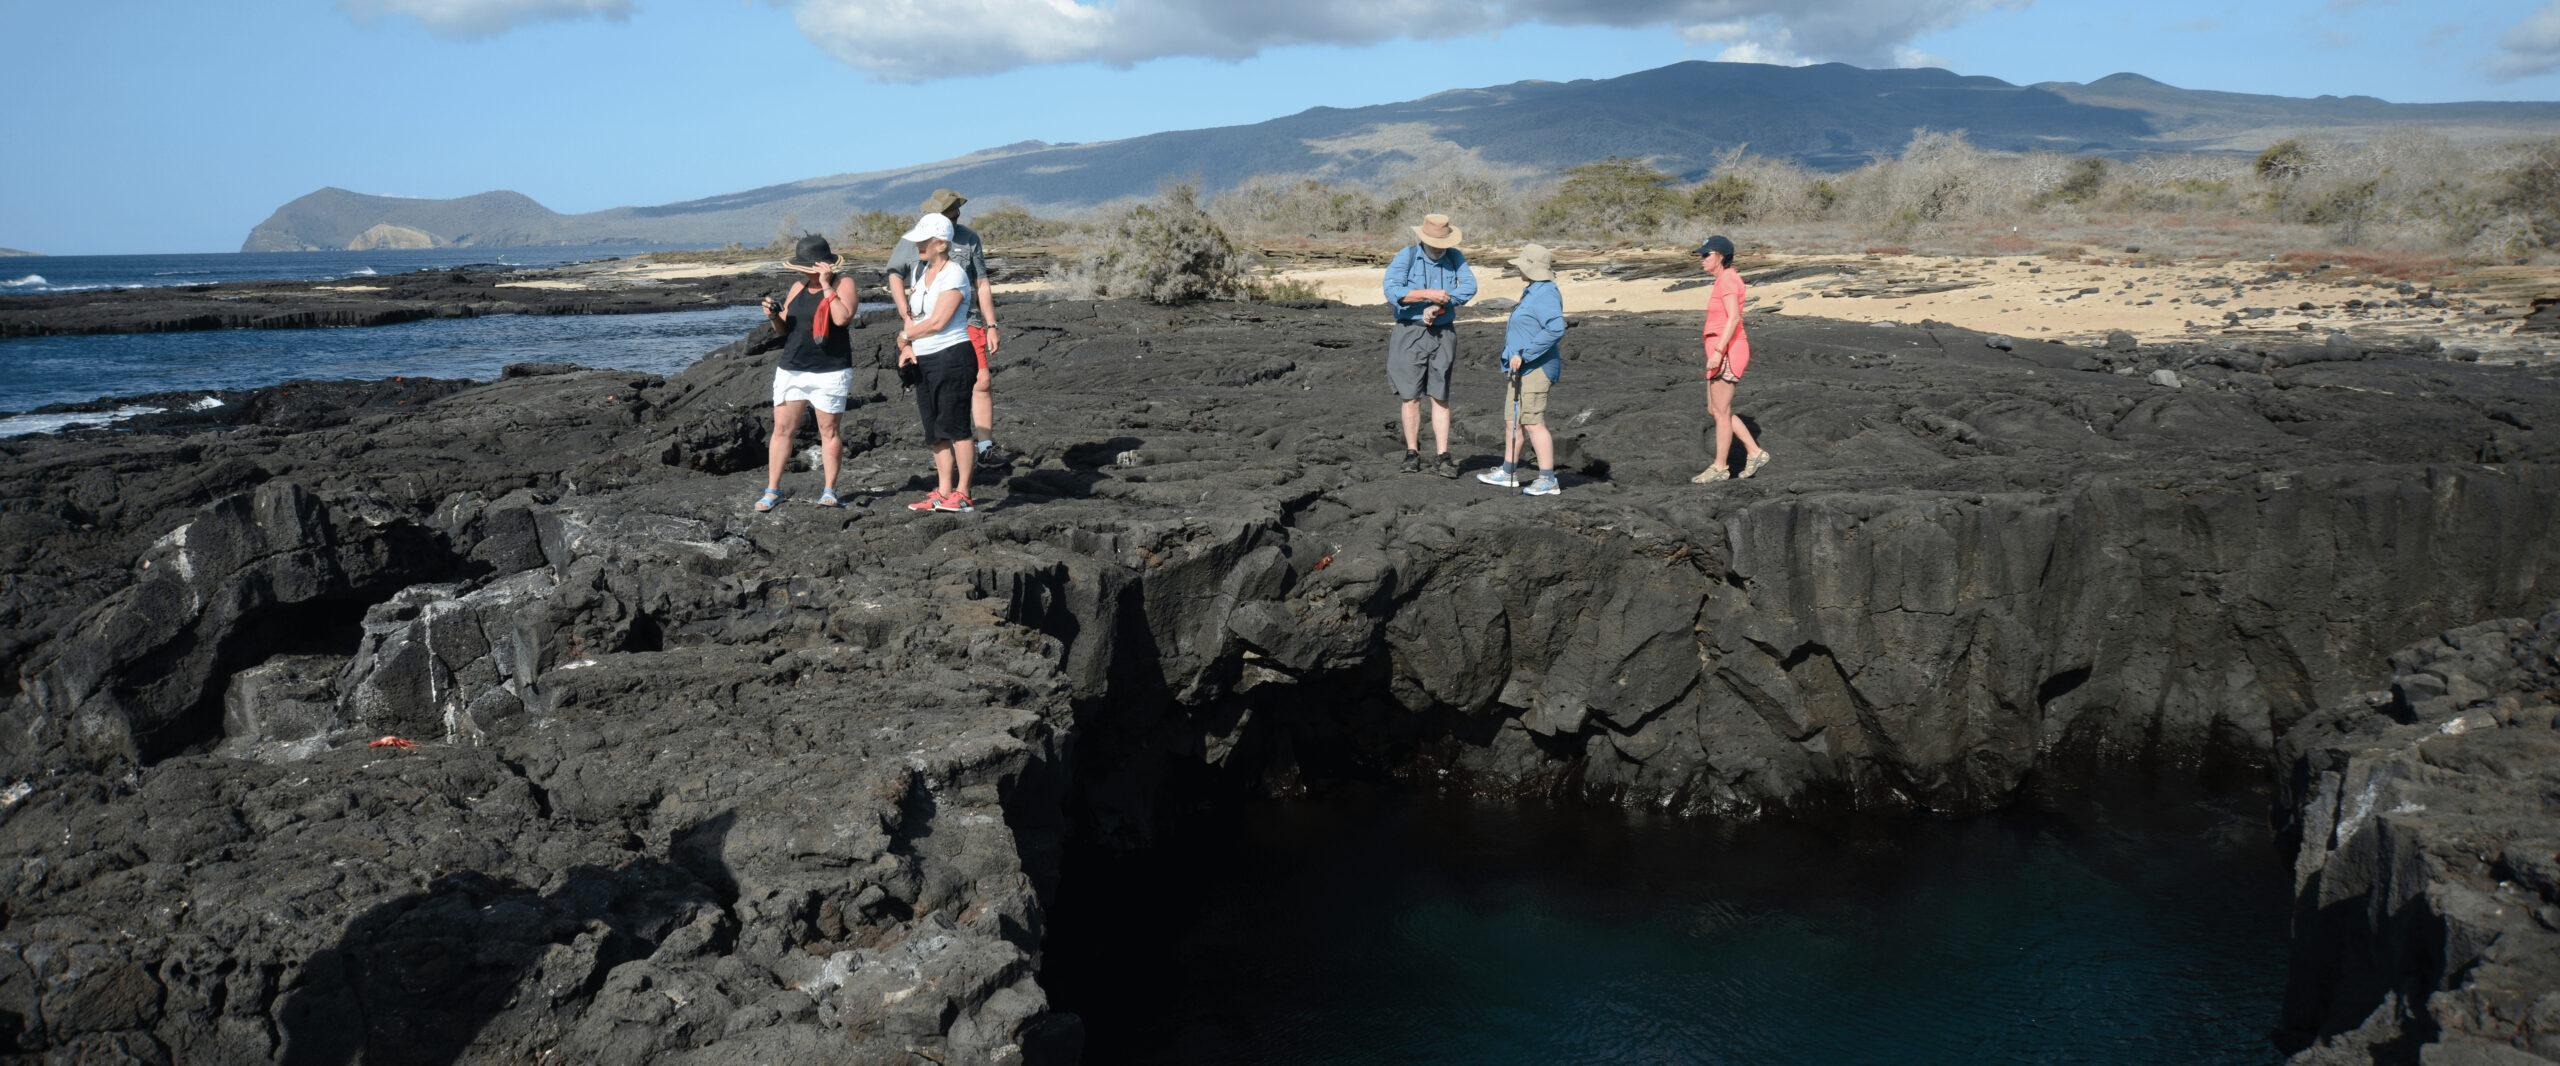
left=2, top=299, right=2557, bottom=1062
left=0, top=258, right=796, bottom=338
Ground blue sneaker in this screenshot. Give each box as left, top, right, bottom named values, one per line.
left=1522, top=475, right=1560, bottom=496
left=1476, top=466, right=1519, bottom=488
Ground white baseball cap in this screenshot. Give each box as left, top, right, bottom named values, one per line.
left=901, top=212, right=955, bottom=244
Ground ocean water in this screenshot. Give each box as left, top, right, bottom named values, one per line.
left=1047, top=774, right=2290, bottom=1065
left=0, top=245, right=673, bottom=293
left=0, top=306, right=764, bottom=436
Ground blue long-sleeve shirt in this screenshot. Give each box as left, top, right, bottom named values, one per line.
left=1382, top=244, right=1478, bottom=325
left=1499, top=280, right=1564, bottom=382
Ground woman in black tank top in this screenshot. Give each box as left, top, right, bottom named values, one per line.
left=757, top=235, right=860, bottom=512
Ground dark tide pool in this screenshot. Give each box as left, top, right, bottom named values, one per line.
left=1046, top=774, right=2289, bottom=1065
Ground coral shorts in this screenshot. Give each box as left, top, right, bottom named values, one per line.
left=1704, top=335, right=1750, bottom=383
left=968, top=325, right=989, bottom=373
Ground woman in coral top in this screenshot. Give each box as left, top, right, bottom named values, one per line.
left=1694, top=234, right=1771, bottom=483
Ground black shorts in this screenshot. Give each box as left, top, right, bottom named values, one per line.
left=915, top=346, right=976, bottom=445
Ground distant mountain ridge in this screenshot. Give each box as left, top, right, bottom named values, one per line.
left=241, top=60, right=2560, bottom=252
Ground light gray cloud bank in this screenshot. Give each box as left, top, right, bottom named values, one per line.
left=2493, top=0, right=2560, bottom=81
left=340, top=0, right=636, bottom=40
left=787, top=0, right=2024, bottom=82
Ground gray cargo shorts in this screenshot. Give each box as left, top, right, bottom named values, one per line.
left=1387, top=321, right=1457, bottom=402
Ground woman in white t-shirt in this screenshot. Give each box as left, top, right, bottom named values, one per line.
left=895, top=212, right=979, bottom=513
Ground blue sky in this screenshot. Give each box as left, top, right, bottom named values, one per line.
left=5, top=0, right=2557, bottom=255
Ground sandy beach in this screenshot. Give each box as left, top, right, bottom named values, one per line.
left=1262, top=248, right=2558, bottom=355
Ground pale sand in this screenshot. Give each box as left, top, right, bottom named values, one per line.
left=1265, top=251, right=2552, bottom=350
left=311, top=284, right=387, bottom=292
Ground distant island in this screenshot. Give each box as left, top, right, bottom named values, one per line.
left=0, top=248, right=37, bottom=257
left=241, top=59, right=2560, bottom=252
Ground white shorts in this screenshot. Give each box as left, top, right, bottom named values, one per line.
left=772, top=368, right=852, bottom=413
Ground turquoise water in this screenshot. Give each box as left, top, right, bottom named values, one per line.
left=1047, top=774, right=2288, bottom=1065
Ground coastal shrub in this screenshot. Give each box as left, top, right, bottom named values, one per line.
left=837, top=210, right=908, bottom=252
left=1248, top=275, right=1325, bottom=302
left=1849, top=130, right=2007, bottom=229
left=1210, top=160, right=1527, bottom=244
left=2501, top=139, right=2560, bottom=249
left=1213, top=178, right=1403, bottom=238
left=769, top=213, right=803, bottom=255
left=1386, top=162, right=1520, bottom=240
left=1809, top=179, right=1842, bottom=214
left=1688, top=174, right=1753, bottom=223
left=1531, top=158, right=1684, bottom=240
left=1062, top=183, right=1254, bottom=304
left=969, top=203, right=1069, bottom=245
left=2040, top=156, right=2109, bottom=207
left=2255, top=139, right=2315, bottom=181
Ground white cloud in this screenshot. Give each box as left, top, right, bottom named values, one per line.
left=785, top=0, right=2023, bottom=82
left=1717, top=40, right=1812, bottom=66
left=341, top=0, right=635, bottom=40
left=1679, top=19, right=1754, bottom=44
left=2491, top=0, right=2560, bottom=81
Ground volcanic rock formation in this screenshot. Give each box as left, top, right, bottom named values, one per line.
left=2, top=299, right=2557, bottom=1062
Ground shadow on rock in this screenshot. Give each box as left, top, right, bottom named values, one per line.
left=277, top=812, right=738, bottom=1066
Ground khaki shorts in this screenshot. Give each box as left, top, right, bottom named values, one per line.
left=1502, top=372, right=1553, bottom=426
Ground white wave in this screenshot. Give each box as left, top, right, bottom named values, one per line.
left=152, top=269, right=214, bottom=276
left=0, top=405, right=166, bottom=438
left=187, top=396, right=226, bottom=411
left=347, top=267, right=379, bottom=277
left=2, top=274, right=45, bottom=288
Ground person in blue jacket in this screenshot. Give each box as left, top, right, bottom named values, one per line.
left=1382, top=213, right=1478, bottom=477
left=1477, top=243, right=1565, bottom=496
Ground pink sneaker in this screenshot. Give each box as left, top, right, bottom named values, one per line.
left=907, top=491, right=944, bottom=512
left=934, top=492, right=975, bottom=513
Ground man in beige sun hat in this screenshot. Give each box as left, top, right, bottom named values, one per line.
left=1381, top=213, right=1478, bottom=477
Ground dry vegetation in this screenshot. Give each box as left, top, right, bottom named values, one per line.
left=655, top=130, right=2559, bottom=304
left=1200, top=130, right=2560, bottom=267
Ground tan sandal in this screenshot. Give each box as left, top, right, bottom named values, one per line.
left=1741, top=451, right=1772, bottom=479
left=1691, top=466, right=1730, bottom=484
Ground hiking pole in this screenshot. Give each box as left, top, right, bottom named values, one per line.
left=1506, top=362, right=1521, bottom=473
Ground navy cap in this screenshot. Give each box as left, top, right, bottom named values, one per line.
left=1694, top=234, right=1737, bottom=262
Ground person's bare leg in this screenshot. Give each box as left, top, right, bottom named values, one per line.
left=1728, top=396, right=1765, bottom=459
left=814, top=409, right=842, bottom=490
left=767, top=402, right=805, bottom=490
left=933, top=443, right=956, bottom=496
left=973, top=366, right=995, bottom=448
left=1504, top=406, right=1522, bottom=469
left=954, top=440, right=975, bottom=497
left=1429, top=397, right=1452, bottom=455
left=1401, top=398, right=1423, bottom=452
left=1526, top=423, right=1554, bottom=472
left=1708, top=380, right=1737, bottom=474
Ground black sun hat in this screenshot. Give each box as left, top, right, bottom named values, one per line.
left=785, top=234, right=840, bottom=269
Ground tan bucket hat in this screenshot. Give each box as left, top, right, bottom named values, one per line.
left=920, top=188, right=968, bottom=215
left=1412, top=213, right=1463, bottom=249
left=1509, top=243, right=1556, bottom=282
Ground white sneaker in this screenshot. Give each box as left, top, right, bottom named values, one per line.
left=1476, top=468, right=1519, bottom=487
left=1522, top=475, right=1561, bottom=496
